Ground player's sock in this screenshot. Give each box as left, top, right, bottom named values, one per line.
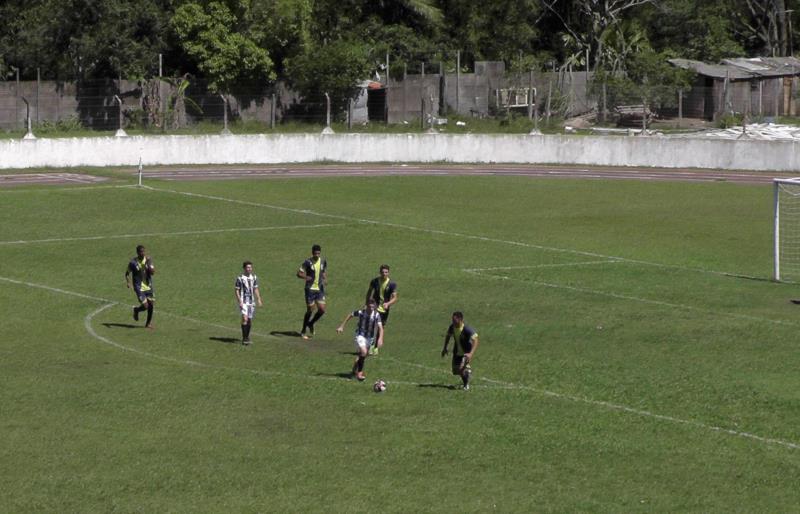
left=302, top=312, right=312, bottom=333
left=357, top=356, right=365, bottom=372
left=133, top=306, right=144, bottom=321
left=309, top=310, right=325, bottom=328
left=145, top=303, right=154, bottom=327
left=244, top=321, right=252, bottom=340
left=241, top=323, right=248, bottom=340
left=463, top=369, right=472, bottom=389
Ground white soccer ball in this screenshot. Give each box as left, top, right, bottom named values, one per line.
left=373, top=379, right=387, bottom=393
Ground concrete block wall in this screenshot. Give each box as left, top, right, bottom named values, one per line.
left=1, top=133, right=798, bottom=172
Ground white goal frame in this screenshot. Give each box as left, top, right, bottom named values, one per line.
left=773, top=177, right=800, bottom=281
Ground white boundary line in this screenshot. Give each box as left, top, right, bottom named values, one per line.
left=0, top=184, right=134, bottom=194
left=464, top=260, right=620, bottom=272
left=0, top=223, right=347, bottom=246
left=464, top=268, right=797, bottom=327
left=3, top=273, right=798, bottom=451
left=144, top=185, right=763, bottom=280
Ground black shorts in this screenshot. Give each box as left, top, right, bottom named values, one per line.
left=305, top=288, right=326, bottom=305
left=378, top=310, right=389, bottom=326
left=451, top=354, right=470, bottom=375
left=135, top=289, right=154, bottom=304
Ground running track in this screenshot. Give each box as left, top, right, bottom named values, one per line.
left=0, top=164, right=793, bottom=187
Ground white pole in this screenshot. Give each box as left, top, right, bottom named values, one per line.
left=138, top=156, right=143, bottom=187
left=775, top=180, right=781, bottom=281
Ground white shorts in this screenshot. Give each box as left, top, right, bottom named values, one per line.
left=353, top=334, right=375, bottom=351
left=239, top=303, right=256, bottom=319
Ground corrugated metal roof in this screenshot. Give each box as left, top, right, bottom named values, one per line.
left=669, top=57, right=800, bottom=80
left=668, top=59, right=752, bottom=79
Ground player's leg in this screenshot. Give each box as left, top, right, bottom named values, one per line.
left=308, top=296, right=326, bottom=332
left=133, top=291, right=147, bottom=321
left=370, top=311, right=389, bottom=355
left=144, top=293, right=155, bottom=329
left=353, top=335, right=368, bottom=380
left=461, top=363, right=472, bottom=390
left=301, top=291, right=315, bottom=338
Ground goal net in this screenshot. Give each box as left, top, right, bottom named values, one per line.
left=774, top=178, right=800, bottom=281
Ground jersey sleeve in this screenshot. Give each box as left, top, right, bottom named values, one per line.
left=234, top=277, right=242, bottom=289
left=352, top=309, right=361, bottom=317
left=446, top=324, right=454, bottom=336
left=253, top=276, right=259, bottom=288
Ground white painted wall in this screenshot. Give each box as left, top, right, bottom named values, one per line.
left=1, top=133, right=797, bottom=171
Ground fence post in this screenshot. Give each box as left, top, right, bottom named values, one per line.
left=546, top=79, right=553, bottom=121
left=36, top=68, right=40, bottom=124
left=528, top=69, right=534, bottom=120
left=456, top=50, right=460, bottom=115
left=348, top=98, right=353, bottom=131
left=601, top=82, right=607, bottom=123
left=220, top=94, right=231, bottom=135
left=322, top=92, right=334, bottom=134
left=22, top=97, right=35, bottom=139
left=759, top=81, right=763, bottom=116
left=14, top=67, right=20, bottom=130
left=439, top=61, right=445, bottom=116
left=420, top=95, right=425, bottom=130
left=677, top=89, right=683, bottom=128
left=403, top=63, right=407, bottom=123
left=271, top=93, right=276, bottom=129
left=114, top=95, right=127, bottom=137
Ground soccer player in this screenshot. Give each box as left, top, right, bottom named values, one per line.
left=235, top=261, right=263, bottom=345
left=297, top=244, right=327, bottom=339
left=364, top=264, right=398, bottom=355
left=336, top=298, right=384, bottom=381
left=441, top=311, right=479, bottom=390
left=125, top=244, right=155, bottom=329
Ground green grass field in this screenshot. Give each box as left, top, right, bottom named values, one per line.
left=2, top=172, right=800, bottom=512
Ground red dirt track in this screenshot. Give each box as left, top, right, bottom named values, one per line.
left=1, top=164, right=794, bottom=187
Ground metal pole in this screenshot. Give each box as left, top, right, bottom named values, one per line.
left=420, top=95, right=425, bottom=130
left=271, top=93, right=276, bottom=129
left=114, top=95, right=126, bottom=136
left=21, top=97, right=35, bottom=139
left=775, top=181, right=781, bottom=281
left=385, top=53, right=390, bottom=84
left=421, top=62, right=425, bottom=77
left=439, top=61, right=444, bottom=116
left=759, top=80, right=764, bottom=116
left=15, top=67, right=20, bottom=130
left=321, top=92, right=334, bottom=134
left=528, top=69, right=533, bottom=120
left=348, top=98, right=353, bottom=130
left=602, top=81, right=607, bottom=123
left=678, top=89, right=683, bottom=128
left=159, top=54, right=163, bottom=77
left=403, top=63, right=407, bottom=122
left=546, top=79, right=553, bottom=121
left=456, top=50, right=460, bottom=114
left=36, top=67, right=40, bottom=123
left=220, top=94, right=231, bottom=134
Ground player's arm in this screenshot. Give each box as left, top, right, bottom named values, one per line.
left=125, top=265, right=132, bottom=288
left=441, top=328, right=453, bottom=357
left=464, top=335, right=479, bottom=363
left=365, top=282, right=375, bottom=306
left=235, top=286, right=243, bottom=307
left=254, top=285, right=263, bottom=307
left=336, top=312, right=354, bottom=334
left=383, top=290, right=398, bottom=310
left=296, top=266, right=307, bottom=280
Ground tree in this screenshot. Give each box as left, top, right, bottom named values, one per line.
left=284, top=39, right=373, bottom=112
left=171, top=1, right=276, bottom=92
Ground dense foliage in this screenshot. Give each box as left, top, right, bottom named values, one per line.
left=1, top=0, right=798, bottom=99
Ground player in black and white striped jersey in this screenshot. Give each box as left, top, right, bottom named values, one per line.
left=336, top=298, right=384, bottom=381
left=235, top=261, right=263, bottom=345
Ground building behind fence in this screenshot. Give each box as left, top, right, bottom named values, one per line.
left=2, top=57, right=799, bottom=132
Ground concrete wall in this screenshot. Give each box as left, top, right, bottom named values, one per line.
left=2, top=133, right=799, bottom=172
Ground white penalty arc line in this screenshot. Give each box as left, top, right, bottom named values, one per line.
left=0, top=184, right=134, bottom=193
left=0, top=223, right=347, bottom=246
left=143, top=185, right=763, bottom=280
left=5, top=273, right=800, bottom=451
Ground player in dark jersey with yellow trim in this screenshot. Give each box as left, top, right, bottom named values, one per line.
left=441, top=311, right=479, bottom=390
left=297, top=244, right=327, bottom=339
left=365, top=264, right=398, bottom=355
left=125, top=244, right=155, bottom=329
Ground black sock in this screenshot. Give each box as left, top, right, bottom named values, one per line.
left=244, top=321, right=252, bottom=339
left=302, top=312, right=312, bottom=332
left=146, top=303, right=154, bottom=326
left=310, top=310, right=325, bottom=326
left=357, top=356, right=365, bottom=372
left=241, top=323, right=247, bottom=339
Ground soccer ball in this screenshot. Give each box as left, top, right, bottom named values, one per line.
left=372, top=380, right=387, bottom=393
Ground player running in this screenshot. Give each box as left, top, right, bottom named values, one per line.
left=125, top=244, right=156, bottom=329
left=297, top=244, right=327, bottom=340
left=235, top=261, right=264, bottom=345
left=364, top=264, right=398, bottom=355
left=441, top=311, right=479, bottom=390
left=337, top=298, right=384, bottom=381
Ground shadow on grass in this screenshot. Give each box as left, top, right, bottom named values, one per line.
left=417, top=383, right=458, bottom=390
left=102, top=323, right=138, bottom=329
left=316, top=372, right=357, bottom=381
left=209, top=336, right=240, bottom=344
left=270, top=330, right=302, bottom=338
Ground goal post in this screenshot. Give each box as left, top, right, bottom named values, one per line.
left=773, top=178, right=800, bottom=281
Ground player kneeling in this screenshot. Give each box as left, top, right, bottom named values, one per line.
left=336, top=299, right=383, bottom=381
